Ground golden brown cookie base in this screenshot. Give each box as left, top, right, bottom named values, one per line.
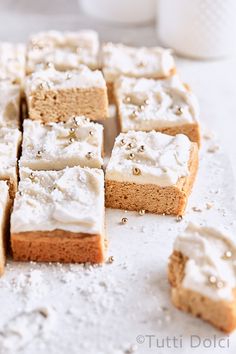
left=105, top=144, right=198, bottom=215
left=0, top=192, right=11, bottom=276
left=11, top=229, right=106, bottom=264
left=27, top=87, right=109, bottom=122
left=168, top=251, right=236, bottom=333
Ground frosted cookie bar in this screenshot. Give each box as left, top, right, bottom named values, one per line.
left=19, top=117, right=104, bottom=170
left=0, top=42, right=25, bottom=85
left=0, top=182, right=11, bottom=276
left=11, top=167, right=105, bottom=263
left=169, top=223, right=236, bottom=333
left=26, top=30, right=99, bottom=74
left=0, top=128, right=22, bottom=198
left=101, top=43, right=175, bottom=101
left=105, top=131, right=198, bottom=215
left=25, top=66, right=109, bottom=122
left=115, top=75, right=200, bottom=145
left=0, top=80, right=21, bottom=128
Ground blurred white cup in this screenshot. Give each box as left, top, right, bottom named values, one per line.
left=80, top=0, right=156, bottom=24
left=158, top=0, right=236, bottom=59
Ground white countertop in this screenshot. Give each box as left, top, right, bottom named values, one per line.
left=0, top=2, right=236, bottom=353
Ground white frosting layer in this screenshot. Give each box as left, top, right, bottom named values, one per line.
left=174, top=223, right=236, bottom=301
left=11, top=167, right=104, bottom=234
left=20, top=117, right=104, bottom=170
left=102, top=43, right=175, bottom=83
left=116, top=75, right=199, bottom=132
left=0, top=128, right=21, bottom=181
left=106, top=131, right=192, bottom=186
left=0, top=42, right=25, bottom=84
left=25, top=66, right=106, bottom=94
left=27, top=30, right=99, bottom=72
left=0, top=80, right=20, bottom=128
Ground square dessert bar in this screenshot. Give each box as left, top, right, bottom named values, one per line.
left=0, top=42, right=25, bottom=85
left=0, top=128, right=22, bottom=198
left=101, top=43, right=175, bottom=101
left=0, top=182, right=11, bottom=276
left=11, top=167, right=105, bottom=264
left=25, top=66, right=109, bottom=122
left=19, top=116, right=104, bottom=170
left=169, top=223, right=236, bottom=333
left=0, top=80, right=21, bottom=128
left=26, top=30, right=99, bottom=74
left=115, top=75, right=200, bottom=145
left=105, top=131, right=198, bottom=215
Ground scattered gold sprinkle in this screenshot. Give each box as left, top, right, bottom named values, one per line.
left=138, top=61, right=145, bottom=67
left=121, top=217, right=128, bottom=224
left=192, top=206, right=202, bottom=212
left=139, top=209, right=145, bottom=216
left=128, top=153, right=135, bottom=160
left=133, top=167, right=141, bottom=176
left=86, top=152, right=93, bottom=159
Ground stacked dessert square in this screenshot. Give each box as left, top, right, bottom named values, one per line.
left=1, top=29, right=235, bottom=333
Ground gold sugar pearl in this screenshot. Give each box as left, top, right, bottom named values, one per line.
left=66, top=73, right=72, bottom=80
left=107, top=256, right=114, bottom=264
left=123, top=96, right=131, bottom=104
left=139, top=145, right=145, bottom=152
left=86, top=152, right=93, bottom=159
left=36, top=150, right=42, bottom=158
left=176, top=215, right=183, bottom=222
left=89, top=130, right=94, bottom=136
left=19, top=191, right=23, bottom=196
left=139, top=105, right=145, bottom=111
left=70, top=128, right=75, bottom=133
left=29, top=172, right=35, bottom=180
left=223, top=251, right=232, bottom=259
left=144, top=99, right=150, bottom=105
left=130, top=111, right=138, bottom=119
left=73, top=116, right=79, bottom=125
left=216, top=281, right=224, bottom=289
left=208, top=275, right=217, bottom=284
left=121, top=217, right=128, bottom=224
left=69, top=138, right=75, bottom=144
left=139, top=209, right=145, bottom=216
left=128, top=153, right=135, bottom=160
left=127, top=143, right=135, bottom=150
left=120, top=139, right=126, bottom=146
left=133, top=167, right=141, bottom=176
left=46, top=61, right=53, bottom=68
left=176, top=107, right=184, bottom=115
